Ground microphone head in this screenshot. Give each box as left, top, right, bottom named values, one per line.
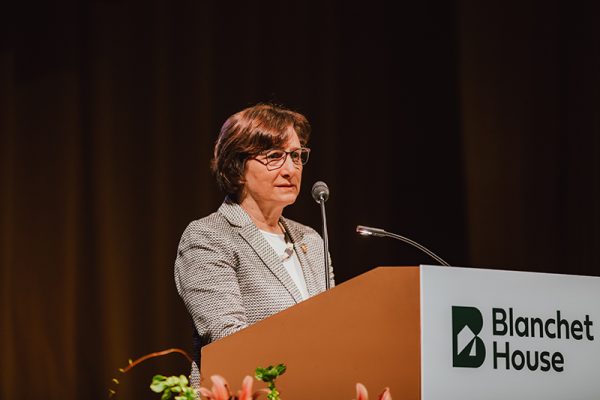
left=311, top=181, right=330, bottom=203
left=356, top=225, right=387, bottom=237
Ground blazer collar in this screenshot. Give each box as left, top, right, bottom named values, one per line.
left=218, top=197, right=254, bottom=228
left=218, top=198, right=307, bottom=244
left=218, top=198, right=307, bottom=302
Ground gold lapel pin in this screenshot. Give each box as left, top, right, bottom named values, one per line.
left=300, top=244, right=308, bottom=254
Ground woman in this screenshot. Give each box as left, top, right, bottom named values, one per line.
left=174, top=103, right=334, bottom=382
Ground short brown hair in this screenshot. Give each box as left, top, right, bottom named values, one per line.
left=211, top=103, right=311, bottom=201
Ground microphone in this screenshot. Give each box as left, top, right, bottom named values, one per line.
left=311, top=181, right=329, bottom=203
left=356, top=225, right=450, bottom=267
left=312, top=181, right=331, bottom=290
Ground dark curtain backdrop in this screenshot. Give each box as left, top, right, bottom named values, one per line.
left=1, top=1, right=599, bottom=399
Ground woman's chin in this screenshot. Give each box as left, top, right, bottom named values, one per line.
left=274, top=193, right=298, bottom=206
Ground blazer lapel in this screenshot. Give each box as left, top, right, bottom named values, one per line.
left=218, top=200, right=304, bottom=303
left=279, top=217, right=321, bottom=296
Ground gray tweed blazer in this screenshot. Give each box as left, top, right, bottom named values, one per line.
left=174, top=199, right=334, bottom=353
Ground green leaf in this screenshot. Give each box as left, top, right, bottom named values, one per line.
left=165, top=376, right=180, bottom=387
left=150, top=372, right=196, bottom=400
left=274, top=364, right=286, bottom=375
left=161, top=388, right=172, bottom=400
left=175, top=388, right=197, bottom=400
left=179, top=375, right=189, bottom=386
left=255, top=364, right=286, bottom=400
left=255, top=369, right=265, bottom=381
left=151, top=375, right=168, bottom=393
left=255, top=364, right=287, bottom=383
left=267, top=387, right=281, bottom=400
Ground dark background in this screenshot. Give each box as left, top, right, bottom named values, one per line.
left=1, top=1, right=599, bottom=398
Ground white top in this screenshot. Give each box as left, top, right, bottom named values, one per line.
left=260, top=230, right=309, bottom=300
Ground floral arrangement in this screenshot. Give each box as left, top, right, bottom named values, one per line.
left=109, top=348, right=392, bottom=400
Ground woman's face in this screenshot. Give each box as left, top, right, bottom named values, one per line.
left=241, top=128, right=303, bottom=211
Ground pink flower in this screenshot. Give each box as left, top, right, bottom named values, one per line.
left=237, top=375, right=268, bottom=400
left=354, top=383, right=392, bottom=400
left=199, top=374, right=267, bottom=400
left=199, top=375, right=230, bottom=400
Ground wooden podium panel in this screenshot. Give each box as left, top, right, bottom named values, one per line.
left=201, top=267, right=420, bottom=399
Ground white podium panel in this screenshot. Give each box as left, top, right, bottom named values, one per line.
left=420, top=265, right=600, bottom=400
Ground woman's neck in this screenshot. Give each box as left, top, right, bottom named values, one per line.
left=240, top=198, right=284, bottom=234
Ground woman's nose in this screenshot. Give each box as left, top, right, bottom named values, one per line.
left=280, top=154, right=299, bottom=175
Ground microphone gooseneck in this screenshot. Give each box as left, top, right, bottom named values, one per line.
left=312, top=181, right=331, bottom=290
left=356, top=225, right=450, bottom=267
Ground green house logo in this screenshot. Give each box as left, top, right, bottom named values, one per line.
left=453, top=306, right=486, bottom=368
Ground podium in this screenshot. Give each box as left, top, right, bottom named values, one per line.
left=201, top=266, right=600, bottom=399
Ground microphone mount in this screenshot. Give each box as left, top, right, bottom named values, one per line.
left=356, top=225, right=450, bottom=267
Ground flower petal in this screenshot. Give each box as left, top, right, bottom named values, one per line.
left=253, top=388, right=270, bottom=399
left=198, top=387, right=214, bottom=399
left=377, top=387, right=392, bottom=400
left=210, top=375, right=230, bottom=400
left=237, top=375, right=254, bottom=400
left=356, top=383, right=369, bottom=400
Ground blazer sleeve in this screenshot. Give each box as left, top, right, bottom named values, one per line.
left=174, top=222, right=248, bottom=343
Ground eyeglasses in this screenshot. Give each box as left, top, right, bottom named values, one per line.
left=253, top=147, right=311, bottom=171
